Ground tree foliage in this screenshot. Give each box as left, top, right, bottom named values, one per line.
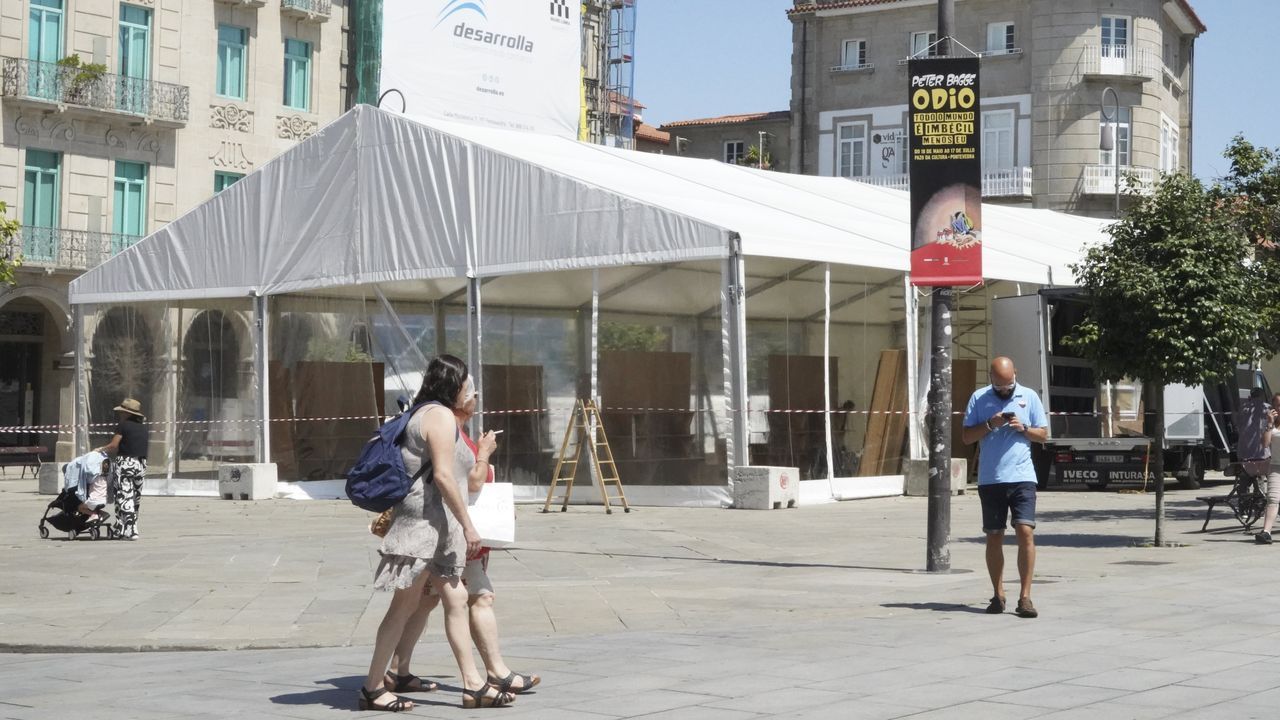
left=1069, top=171, right=1272, bottom=386
left=0, top=201, right=19, bottom=285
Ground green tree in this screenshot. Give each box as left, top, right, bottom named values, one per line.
left=0, top=201, right=19, bottom=285
left=1070, top=171, right=1271, bottom=545
left=598, top=322, right=668, bottom=352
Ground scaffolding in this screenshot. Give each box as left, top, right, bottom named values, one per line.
left=605, top=0, right=637, bottom=148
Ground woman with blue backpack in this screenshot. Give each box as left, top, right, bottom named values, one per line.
left=359, top=355, right=516, bottom=712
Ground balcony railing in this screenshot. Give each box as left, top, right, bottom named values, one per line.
left=1081, top=44, right=1157, bottom=80
left=830, top=63, right=874, bottom=73
left=850, top=166, right=1034, bottom=198
left=1083, top=165, right=1156, bottom=195
left=8, top=226, right=142, bottom=272
left=281, top=0, right=332, bottom=20
left=0, top=57, right=189, bottom=125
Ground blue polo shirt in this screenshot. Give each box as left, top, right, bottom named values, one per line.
left=964, top=382, right=1047, bottom=485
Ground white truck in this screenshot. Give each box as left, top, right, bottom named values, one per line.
left=991, top=290, right=1263, bottom=490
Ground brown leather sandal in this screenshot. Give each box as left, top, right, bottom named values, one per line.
left=488, top=670, right=541, bottom=694
left=462, top=682, right=515, bottom=709
left=384, top=672, right=439, bottom=693
left=359, top=686, right=413, bottom=712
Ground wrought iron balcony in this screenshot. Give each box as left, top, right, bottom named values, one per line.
left=1083, top=165, right=1156, bottom=195
left=1080, top=44, right=1158, bottom=81
left=8, top=226, right=142, bottom=272
left=281, top=0, right=332, bottom=21
left=0, top=57, right=189, bottom=126
left=849, top=166, right=1034, bottom=198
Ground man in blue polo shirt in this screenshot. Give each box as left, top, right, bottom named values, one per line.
left=962, top=356, right=1048, bottom=618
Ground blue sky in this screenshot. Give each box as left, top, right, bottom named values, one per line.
left=633, top=0, right=1277, bottom=181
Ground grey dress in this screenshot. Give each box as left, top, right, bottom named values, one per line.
left=372, top=405, right=474, bottom=589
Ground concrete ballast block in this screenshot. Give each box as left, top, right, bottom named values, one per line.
left=903, top=458, right=968, bottom=496
left=733, top=466, right=799, bottom=509
left=217, top=463, right=278, bottom=500
left=38, top=462, right=62, bottom=495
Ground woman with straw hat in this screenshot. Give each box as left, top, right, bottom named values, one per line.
left=95, top=398, right=149, bottom=540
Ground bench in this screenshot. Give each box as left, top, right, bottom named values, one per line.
left=0, top=446, right=48, bottom=479
left=1197, top=466, right=1266, bottom=532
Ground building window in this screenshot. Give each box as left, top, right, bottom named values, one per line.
left=837, top=122, right=867, bottom=178
left=986, top=22, right=1015, bottom=54
left=982, top=110, right=1015, bottom=171
left=118, top=4, right=151, bottom=113
left=1101, top=15, right=1130, bottom=60
left=283, top=39, right=312, bottom=111
left=214, top=172, right=244, bottom=193
left=23, top=149, right=61, bottom=229
left=724, top=141, right=745, bottom=164
left=1160, top=116, right=1179, bottom=172
left=841, top=39, right=867, bottom=68
left=1100, top=107, right=1131, bottom=167
left=113, top=161, right=148, bottom=237
left=28, top=0, right=64, bottom=64
left=216, top=25, right=248, bottom=100
left=118, top=4, right=151, bottom=79
left=910, top=31, right=938, bottom=58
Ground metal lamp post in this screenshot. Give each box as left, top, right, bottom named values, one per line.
left=1099, top=86, right=1120, bottom=218
left=757, top=130, right=775, bottom=169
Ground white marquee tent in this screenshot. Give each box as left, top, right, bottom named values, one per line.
left=69, top=105, right=1109, bottom=505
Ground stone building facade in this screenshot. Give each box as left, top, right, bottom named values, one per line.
left=786, top=0, right=1203, bottom=212
left=0, top=0, right=348, bottom=458
left=659, top=111, right=793, bottom=172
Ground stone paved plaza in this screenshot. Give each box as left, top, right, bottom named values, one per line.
left=2, top=477, right=1279, bottom=718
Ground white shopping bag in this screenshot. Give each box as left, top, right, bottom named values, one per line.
left=467, top=482, right=515, bottom=548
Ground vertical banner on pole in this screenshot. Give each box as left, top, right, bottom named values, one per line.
left=908, top=57, right=982, bottom=286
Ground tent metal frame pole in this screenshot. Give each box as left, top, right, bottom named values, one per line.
left=72, top=304, right=87, bottom=456
left=905, top=275, right=923, bottom=460
left=823, top=264, right=835, bottom=493
left=591, top=269, right=599, bottom=403
left=724, top=233, right=748, bottom=471
left=467, top=276, right=484, bottom=429
left=166, top=304, right=181, bottom=480
left=254, top=294, right=271, bottom=465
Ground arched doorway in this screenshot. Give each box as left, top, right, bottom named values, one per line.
left=88, top=307, right=158, bottom=430
left=180, top=310, right=249, bottom=462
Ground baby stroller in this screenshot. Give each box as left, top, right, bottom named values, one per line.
left=38, top=451, right=113, bottom=541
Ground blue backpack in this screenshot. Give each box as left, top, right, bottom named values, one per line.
left=345, top=401, right=437, bottom=512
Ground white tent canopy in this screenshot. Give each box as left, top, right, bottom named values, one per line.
left=70, top=104, right=1107, bottom=305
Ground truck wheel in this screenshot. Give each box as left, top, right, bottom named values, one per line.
left=1086, top=480, right=1110, bottom=491
left=1177, top=455, right=1201, bottom=491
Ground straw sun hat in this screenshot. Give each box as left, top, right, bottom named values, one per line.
left=113, top=398, right=144, bottom=418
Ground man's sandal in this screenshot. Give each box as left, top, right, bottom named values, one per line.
left=384, top=672, right=439, bottom=693
left=462, top=682, right=515, bottom=709
left=358, top=686, right=413, bottom=712
left=488, top=670, right=541, bottom=694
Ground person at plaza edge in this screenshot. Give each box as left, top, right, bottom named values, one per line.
left=962, top=356, right=1049, bottom=618
left=360, top=355, right=515, bottom=711
left=383, top=373, right=541, bottom=698
left=94, top=398, right=149, bottom=540
left=1251, top=393, right=1280, bottom=544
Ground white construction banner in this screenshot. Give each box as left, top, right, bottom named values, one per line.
left=381, top=0, right=582, bottom=138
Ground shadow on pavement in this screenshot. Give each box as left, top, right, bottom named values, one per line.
left=881, top=602, right=986, bottom=614
left=955, top=533, right=1148, bottom=548
left=270, top=675, right=459, bottom=713
left=1035, top=503, right=1206, bottom=524
left=519, top=547, right=920, bottom=573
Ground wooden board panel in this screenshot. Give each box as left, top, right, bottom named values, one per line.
left=952, top=359, right=979, bottom=477
left=860, top=349, right=905, bottom=476
left=766, top=355, right=838, bottom=478
left=291, top=361, right=382, bottom=480
left=882, top=352, right=910, bottom=475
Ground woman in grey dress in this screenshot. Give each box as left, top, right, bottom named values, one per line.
left=359, top=355, right=515, bottom=711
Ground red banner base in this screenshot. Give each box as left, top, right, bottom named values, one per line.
left=910, top=242, right=982, bottom=287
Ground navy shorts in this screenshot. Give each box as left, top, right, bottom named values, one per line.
left=978, top=482, right=1037, bottom=533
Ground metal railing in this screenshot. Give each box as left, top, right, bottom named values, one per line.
left=8, top=226, right=142, bottom=271
left=1083, top=165, right=1156, bottom=195
left=850, top=166, right=1034, bottom=197
left=830, top=63, right=874, bottom=73
left=1081, top=44, right=1158, bottom=80
left=281, top=0, right=332, bottom=18
left=0, top=57, right=189, bottom=124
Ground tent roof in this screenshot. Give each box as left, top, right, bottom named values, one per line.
left=69, top=105, right=1108, bottom=305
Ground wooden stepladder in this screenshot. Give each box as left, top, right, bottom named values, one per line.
left=543, top=399, right=631, bottom=514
